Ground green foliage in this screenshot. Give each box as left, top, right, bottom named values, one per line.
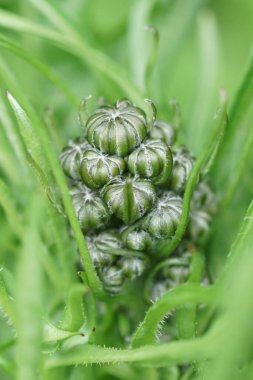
left=0, top=1, right=253, bottom=380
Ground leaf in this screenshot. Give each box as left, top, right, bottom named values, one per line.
left=16, top=194, right=44, bottom=380
left=43, top=324, right=82, bottom=344
left=203, top=199, right=253, bottom=380
left=45, top=334, right=214, bottom=369
left=6, top=90, right=48, bottom=174
left=127, top=0, right=155, bottom=90
left=0, top=268, right=15, bottom=326
left=131, top=284, right=215, bottom=348
left=0, top=34, right=78, bottom=107
left=0, top=179, right=23, bottom=237
left=6, top=91, right=102, bottom=294
left=0, top=8, right=145, bottom=108
left=187, top=10, right=219, bottom=152
left=61, top=284, right=86, bottom=332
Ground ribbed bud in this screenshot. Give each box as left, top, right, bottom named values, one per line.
left=118, top=256, right=146, bottom=279
left=127, top=139, right=173, bottom=185
left=150, top=120, right=176, bottom=146
left=80, top=148, right=125, bottom=189
left=143, top=191, right=183, bottom=238
left=170, top=146, right=195, bottom=193
left=151, top=255, right=190, bottom=300
left=123, top=230, right=153, bottom=251
left=99, top=266, right=125, bottom=293
left=191, top=181, right=217, bottom=216
left=86, top=235, right=114, bottom=267
left=188, top=209, right=211, bottom=241
left=59, top=137, right=90, bottom=180
left=70, top=183, right=110, bottom=231
left=86, top=98, right=148, bottom=156
left=102, top=176, right=156, bottom=224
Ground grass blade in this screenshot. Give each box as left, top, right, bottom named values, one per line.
left=0, top=179, right=23, bottom=237
left=0, top=34, right=78, bottom=107
left=16, top=194, right=44, bottom=380
left=0, top=269, right=15, bottom=326
left=0, top=9, right=145, bottom=108
left=6, top=92, right=102, bottom=293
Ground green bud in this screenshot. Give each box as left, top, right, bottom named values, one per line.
left=188, top=209, right=211, bottom=241
left=127, top=139, right=173, bottom=185
left=86, top=98, right=148, bottom=156
left=170, top=146, right=195, bottom=193
left=150, top=119, right=176, bottom=146
left=102, top=176, right=156, bottom=224
left=123, top=229, right=153, bottom=251
left=86, top=235, right=114, bottom=267
left=70, top=183, right=110, bottom=232
left=59, top=137, right=90, bottom=180
left=143, top=191, right=183, bottom=238
left=118, top=256, right=146, bottom=279
left=151, top=255, right=190, bottom=300
left=99, top=266, right=125, bottom=294
left=79, top=148, right=125, bottom=189
left=94, top=230, right=122, bottom=253
left=191, top=181, right=217, bottom=216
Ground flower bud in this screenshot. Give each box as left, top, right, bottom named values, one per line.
left=151, top=255, right=190, bottom=300
left=118, top=256, right=146, bottom=279
left=127, top=139, right=173, bottom=185
left=80, top=148, right=125, bottom=189
left=99, top=266, right=125, bottom=294
left=86, top=98, right=148, bottom=156
left=70, top=183, right=110, bottom=231
left=170, top=146, right=195, bottom=193
left=59, top=137, right=90, bottom=180
left=86, top=235, right=114, bottom=267
left=102, top=176, right=156, bottom=224
left=150, top=119, right=176, bottom=146
left=188, top=209, right=211, bottom=241
left=143, top=191, right=183, bottom=238
left=123, top=229, right=153, bottom=251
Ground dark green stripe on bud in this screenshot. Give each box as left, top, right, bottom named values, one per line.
left=102, top=176, right=156, bottom=224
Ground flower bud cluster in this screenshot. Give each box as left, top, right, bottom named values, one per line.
left=60, top=99, right=216, bottom=294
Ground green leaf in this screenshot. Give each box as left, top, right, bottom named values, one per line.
left=0, top=8, right=145, bottom=108
left=6, top=91, right=102, bottom=294
left=0, top=34, right=78, bottom=107
left=43, top=324, right=82, bottom=344
left=0, top=179, right=23, bottom=237
left=45, top=333, right=214, bottom=369
left=131, top=284, right=215, bottom=348
left=16, top=194, right=44, bottom=380
left=6, top=90, right=48, bottom=175
left=61, top=284, right=86, bottom=333
left=0, top=268, right=15, bottom=326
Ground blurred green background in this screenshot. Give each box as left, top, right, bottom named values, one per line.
left=0, top=1, right=253, bottom=379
